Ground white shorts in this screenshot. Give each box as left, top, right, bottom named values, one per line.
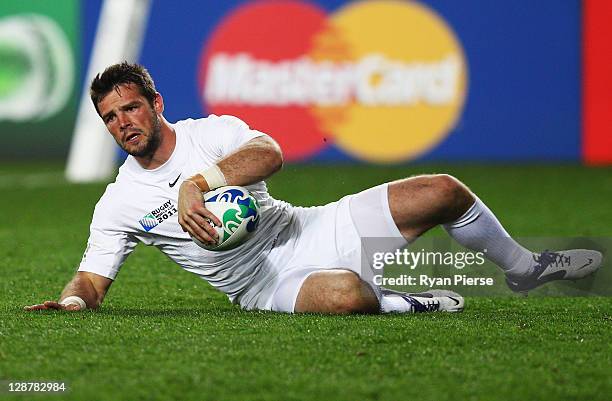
left=254, top=183, right=407, bottom=312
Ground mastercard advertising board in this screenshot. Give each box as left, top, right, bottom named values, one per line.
left=200, top=0, right=467, bottom=163
left=134, top=0, right=584, bottom=163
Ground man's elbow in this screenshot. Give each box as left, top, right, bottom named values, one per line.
left=264, top=138, right=284, bottom=174
left=269, top=147, right=283, bottom=173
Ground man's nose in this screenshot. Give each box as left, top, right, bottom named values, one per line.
left=118, top=113, right=131, bottom=128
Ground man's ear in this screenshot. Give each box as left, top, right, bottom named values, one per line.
left=153, top=92, right=164, bottom=114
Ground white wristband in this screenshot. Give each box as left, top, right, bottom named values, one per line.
left=201, top=164, right=227, bottom=190
left=60, top=295, right=86, bottom=310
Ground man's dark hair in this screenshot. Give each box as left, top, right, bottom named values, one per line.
left=90, top=62, right=157, bottom=115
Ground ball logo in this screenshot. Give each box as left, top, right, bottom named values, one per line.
left=199, top=0, right=467, bottom=163
left=206, top=188, right=260, bottom=240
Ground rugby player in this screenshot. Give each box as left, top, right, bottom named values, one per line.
left=25, top=63, right=602, bottom=314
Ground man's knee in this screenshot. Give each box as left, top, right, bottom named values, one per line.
left=429, top=174, right=474, bottom=219
left=388, top=174, right=475, bottom=239
left=330, top=272, right=378, bottom=314
left=401, top=174, right=473, bottom=222
left=295, top=270, right=379, bottom=314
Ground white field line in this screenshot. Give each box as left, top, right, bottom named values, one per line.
left=0, top=171, right=68, bottom=189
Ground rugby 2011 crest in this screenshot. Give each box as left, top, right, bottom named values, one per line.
left=139, top=200, right=178, bottom=232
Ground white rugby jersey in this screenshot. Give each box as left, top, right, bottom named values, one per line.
left=78, top=115, right=293, bottom=306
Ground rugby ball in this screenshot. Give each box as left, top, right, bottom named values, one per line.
left=191, top=186, right=260, bottom=251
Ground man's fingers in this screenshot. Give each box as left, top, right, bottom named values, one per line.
left=179, top=212, right=215, bottom=244
left=201, top=208, right=222, bottom=227
left=24, top=301, right=80, bottom=311
left=190, top=211, right=220, bottom=239
left=186, top=217, right=218, bottom=245
left=43, top=301, right=63, bottom=309
left=43, top=301, right=80, bottom=311
left=184, top=203, right=221, bottom=236
left=24, top=304, right=48, bottom=311
left=180, top=207, right=220, bottom=244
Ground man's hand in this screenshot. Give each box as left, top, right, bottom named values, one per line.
left=24, top=301, right=82, bottom=311
left=24, top=272, right=112, bottom=312
left=178, top=181, right=221, bottom=245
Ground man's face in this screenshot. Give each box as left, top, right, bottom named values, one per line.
left=97, top=84, right=162, bottom=157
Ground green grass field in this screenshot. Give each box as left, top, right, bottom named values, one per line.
left=1, top=163, right=611, bottom=401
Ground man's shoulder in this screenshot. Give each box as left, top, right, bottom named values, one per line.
left=173, top=114, right=250, bottom=135
left=94, top=164, right=139, bottom=210
left=91, top=170, right=147, bottom=229
left=95, top=178, right=129, bottom=211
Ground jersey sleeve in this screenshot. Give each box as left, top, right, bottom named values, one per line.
left=77, top=193, right=139, bottom=280
left=199, top=114, right=267, bottom=159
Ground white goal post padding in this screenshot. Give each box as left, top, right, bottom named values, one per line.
left=65, top=0, right=151, bottom=183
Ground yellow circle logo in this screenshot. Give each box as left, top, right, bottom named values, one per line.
left=311, top=0, right=468, bottom=162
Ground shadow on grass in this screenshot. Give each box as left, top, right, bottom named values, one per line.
left=96, top=307, right=240, bottom=317
left=13, top=306, right=237, bottom=318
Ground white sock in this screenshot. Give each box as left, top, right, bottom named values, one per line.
left=443, top=198, right=534, bottom=275
left=380, top=295, right=414, bottom=313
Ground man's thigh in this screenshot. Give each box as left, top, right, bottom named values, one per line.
left=295, top=183, right=409, bottom=276
left=267, top=183, right=407, bottom=313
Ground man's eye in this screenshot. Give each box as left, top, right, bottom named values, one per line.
left=106, top=115, right=115, bottom=123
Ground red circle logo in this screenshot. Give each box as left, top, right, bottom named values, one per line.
left=199, top=1, right=331, bottom=161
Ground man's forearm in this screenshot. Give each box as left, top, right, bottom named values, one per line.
left=59, top=274, right=103, bottom=309
left=187, top=137, right=283, bottom=192
left=218, top=137, right=283, bottom=187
